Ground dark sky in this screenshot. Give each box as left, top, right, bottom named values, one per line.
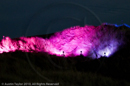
left=0, top=0, right=130, bottom=39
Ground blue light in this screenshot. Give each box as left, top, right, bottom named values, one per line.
left=103, top=23, right=130, bottom=28
left=124, top=24, right=130, bottom=28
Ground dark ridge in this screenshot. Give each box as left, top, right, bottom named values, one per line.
left=0, top=48, right=130, bottom=83
left=0, top=24, right=130, bottom=85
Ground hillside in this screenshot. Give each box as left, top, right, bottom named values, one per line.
left=0, top=23, right=130, bottom=86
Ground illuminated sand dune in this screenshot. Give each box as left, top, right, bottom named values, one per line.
left=0, top=23, right=129, bottom=59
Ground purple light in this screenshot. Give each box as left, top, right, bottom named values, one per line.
left=0, top=23, right=127, bottom=59
left=43, top=24, right=125, bottom=58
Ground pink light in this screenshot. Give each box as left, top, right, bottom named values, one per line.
left=0, top=23, right=126, bottom=59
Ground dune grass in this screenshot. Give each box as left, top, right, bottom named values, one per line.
left=0, top=50, right=130, bottom=86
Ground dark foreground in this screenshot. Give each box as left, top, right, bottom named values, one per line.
left=0, top=46, right=130, bottom=86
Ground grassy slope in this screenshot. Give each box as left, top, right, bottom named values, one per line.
left=0, top=50, right=130, bottom=86
left=0, top=27, right=130, bottom=86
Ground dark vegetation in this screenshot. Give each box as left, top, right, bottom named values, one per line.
left=0, top=29, right=130, bottom=86
left=0, top=49, right=130, bottom=86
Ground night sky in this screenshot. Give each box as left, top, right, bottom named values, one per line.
left=0, top=0, right=130, bottom=39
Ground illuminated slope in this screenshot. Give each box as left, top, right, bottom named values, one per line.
left=44, top=23, right=126, bottom=58
left=0, top=23, right=129, bottom=59
left=0, top=36, right=45, bottom=53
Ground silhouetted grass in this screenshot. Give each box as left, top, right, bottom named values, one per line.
left=0, top=27, right=130, bottom=85
left=0, top=49, right=130, bottom=86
